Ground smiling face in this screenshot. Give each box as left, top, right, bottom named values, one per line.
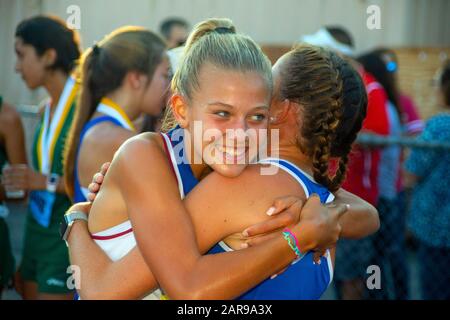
left=174, top=62, right=271, bottom=177
left=14, top=37, right=49, bottom=89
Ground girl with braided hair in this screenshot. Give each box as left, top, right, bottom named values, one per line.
left=204, top=43, right=370, bottom=299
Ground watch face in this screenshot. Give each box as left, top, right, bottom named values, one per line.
left=49, top=173, right=60, bottom=184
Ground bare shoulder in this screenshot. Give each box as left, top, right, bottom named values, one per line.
left=83, top=122, right=135, bottom=153
left=112, top=132, right=167, bottom=171
left=0, top=102, right=22, bottom=129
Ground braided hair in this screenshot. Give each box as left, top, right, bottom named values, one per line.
left=279, top=44, right=367, bottom=192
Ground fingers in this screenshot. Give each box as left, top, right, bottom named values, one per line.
left=87, top=183, right=99, bottom=202
left=331, top=203, right=350, bottom=219
left=242, top=214, right=292, bottom=237
left=243, top=232, right=279, bottom=247
left=100, top=162, right=110, bottom=176
left=1, top=173, right=27, bottom=190
left=68, top=202, right=92, bottom=214
left=268, top=195, right=303, bottom=216
left=88, top=182, right=99, bottom=193
left=313, top=250, right=326, bottom=263
left=93, top=173, right=104, bottom=184
left=270, top=267, right=288, bottom=279
left=90, top=162, right=109, bottom=185
left=87, top=192, right=96, bottom=202
left=302, top=193, right=322, bottom=210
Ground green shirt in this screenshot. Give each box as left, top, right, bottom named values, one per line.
left=24, top=98, right=76, bottom=262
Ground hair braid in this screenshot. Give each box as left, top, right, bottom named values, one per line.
left=280, top=44, right=367, bottom=192
left=311, top=52, right=344, bottom=192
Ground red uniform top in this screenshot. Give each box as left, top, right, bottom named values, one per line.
left=341, top=70, right=390, bottom=205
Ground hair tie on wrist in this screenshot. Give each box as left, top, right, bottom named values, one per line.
left=282, top=228, right=306, bottom=262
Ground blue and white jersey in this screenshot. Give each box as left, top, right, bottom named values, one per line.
left=74, top=116, right=124, bottom=203
left=160, top=126, right=199, bottom=198
left=207, top=157, right=335, bottom=300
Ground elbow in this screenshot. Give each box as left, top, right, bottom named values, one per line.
left=164, top=278, right=213, bottom=300
left=368, top=205, right=380, bottom=235
left=166, top=286, right=201, bottom=300
left=77, top=280, right=118, bottom=300
left=78, top=287, right=102, bottom=300
left=373, top=211, right=380, bottom=234
left=78, top=281, right=114, bottom=300
left=79, top=288, right=121, bottom=300
left=174, top=291, right=204, bottom=300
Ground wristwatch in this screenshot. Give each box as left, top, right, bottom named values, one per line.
left=60, top=211, right=88, bottom=244
left=47, top=173, right=60, bottom=193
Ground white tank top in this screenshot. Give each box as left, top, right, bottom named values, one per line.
left=89, top=221, right=161, bottom=300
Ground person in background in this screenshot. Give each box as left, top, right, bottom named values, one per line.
left=138, top=46, right=184, bottom=134
left=301, top=26, right=390, bottom=299
left=63, top=26, right=169, bottom=204
left=0, top=97, right=27, bottom=299
left=375, top=48, right=424, bottom=136
left=159, top=17, right=189, bottom=49
left=403, top=60, right=450, bottom=300
left=358, top=50, right=412, bottom=300
left=2, top=15, right=81, bottom=300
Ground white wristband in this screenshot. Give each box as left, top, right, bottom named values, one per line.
left=47, top=173, right=60, bottom=193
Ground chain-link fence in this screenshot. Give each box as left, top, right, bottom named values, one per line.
left=329, top=133, right=450, bottom=300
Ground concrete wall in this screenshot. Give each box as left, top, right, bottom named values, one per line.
left=1, top=0, right=449, bottom=106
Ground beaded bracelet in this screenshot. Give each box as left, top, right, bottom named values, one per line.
left=282, top=228, right=304, bottom=259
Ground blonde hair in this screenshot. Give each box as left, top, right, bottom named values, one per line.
left=161, top=18, right=272, bottom=131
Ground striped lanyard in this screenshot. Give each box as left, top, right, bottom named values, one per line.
left=37, top=76, right=78, bottom=175
left=96, top=97, right=136, bottom=132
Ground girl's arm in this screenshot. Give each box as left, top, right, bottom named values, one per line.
left=239, top=189, right=379, bottom=244
left=0, top=102, right=27, bottom=164
left=332, top=188, right=379, bottom=239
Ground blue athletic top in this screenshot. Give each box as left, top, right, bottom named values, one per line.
left=160, top=126, right=199, bottom=198
left=207, top=158, right=335, bottom=300
left=73, top=116, right=124, bottom=203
